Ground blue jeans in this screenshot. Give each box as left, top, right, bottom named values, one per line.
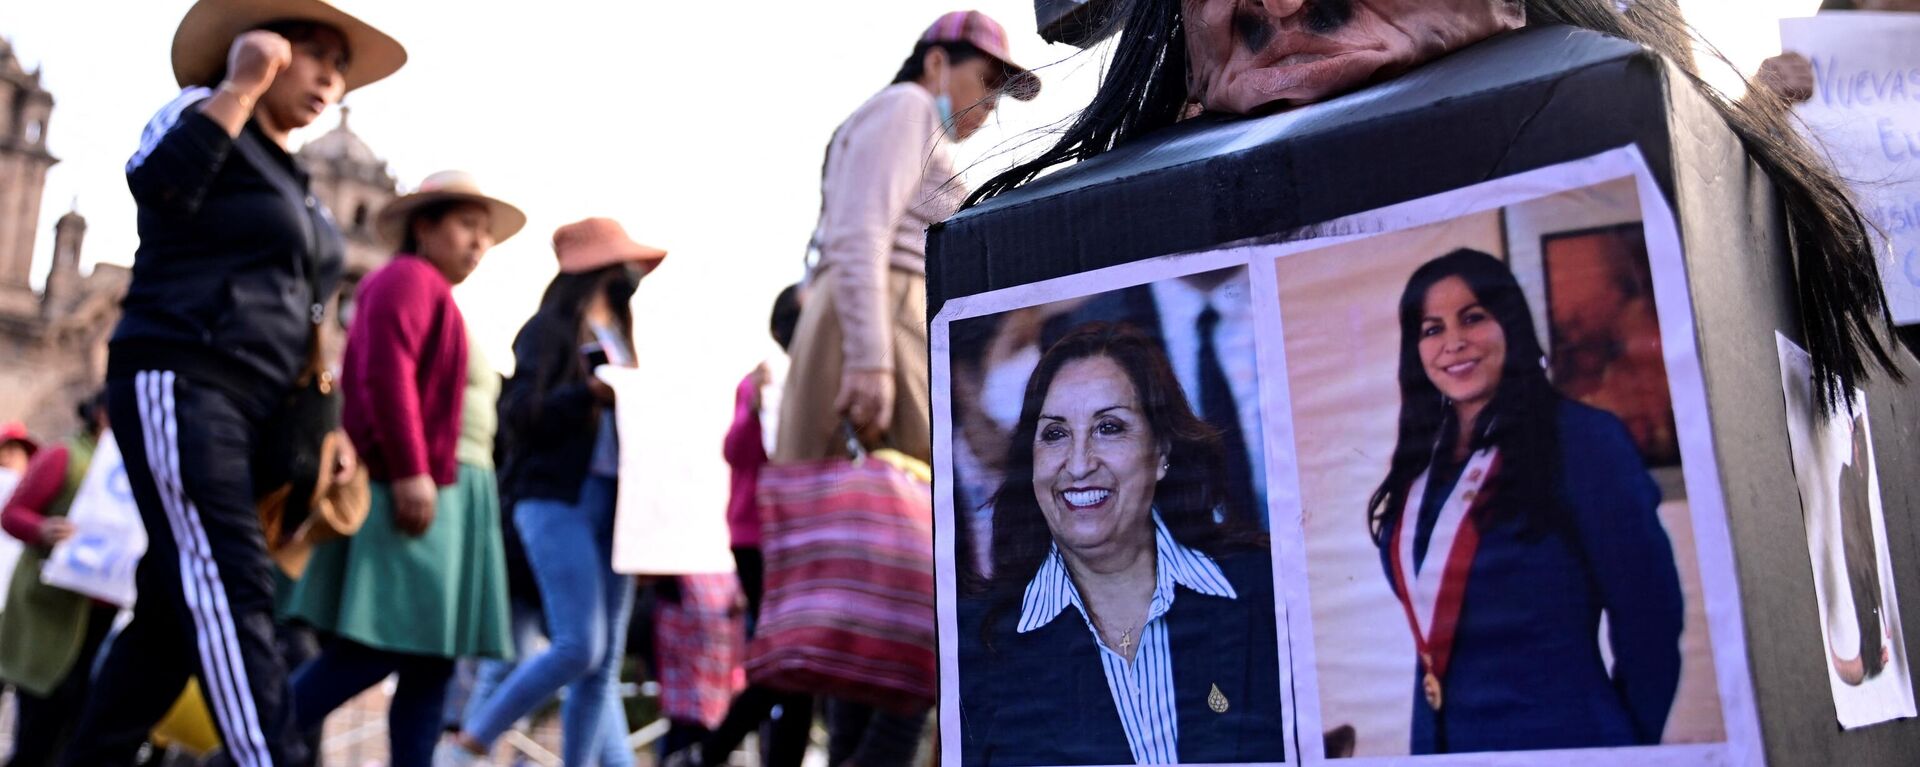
left=463, top=594, right=630, bottom=759
left=463, top=476, right=636, bottom=767
left=291, top=638, right=455, bottom=767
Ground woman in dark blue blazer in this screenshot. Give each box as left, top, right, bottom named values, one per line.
left=1369, top=249, right=1684, bottom=755
left=958, top=323, right=1285, bottom=766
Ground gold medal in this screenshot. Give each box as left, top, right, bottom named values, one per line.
left=1423, top=671, right=1444, bottom=711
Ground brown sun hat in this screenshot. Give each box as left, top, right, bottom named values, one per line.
left=553, top=218, right=667, bottom=275
left=172, top=0, right=407, bottom=91
left=375, top=170, right=527, bottom=248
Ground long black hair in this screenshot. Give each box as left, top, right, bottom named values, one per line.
left=534, top=264, right=639, bottom=361
left=1366, top=250, right=1565, bottom=546
left=968, top=0, right=1901, bottom=410
left=987, top=322, right=1247, bottom=589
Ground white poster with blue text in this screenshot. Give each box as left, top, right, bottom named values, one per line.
left=1782, top=12, right=1920, bottom=324
left=40, top=430, right=145, bottom=607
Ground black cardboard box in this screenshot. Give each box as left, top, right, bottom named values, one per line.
left=929, top=24, right=1920, bottom=764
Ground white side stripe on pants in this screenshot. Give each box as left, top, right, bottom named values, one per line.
left=136, top=371, right=273, bottom=767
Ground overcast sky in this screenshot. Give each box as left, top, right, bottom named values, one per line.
left=4, top=0, right=1820, bottom=517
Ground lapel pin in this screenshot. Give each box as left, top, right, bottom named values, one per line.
left=1207, top=684, right=1230, bottom=714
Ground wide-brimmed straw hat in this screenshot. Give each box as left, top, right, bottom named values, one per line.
left=922, top=10, right=1040, bottom=101
left=553, top=218, right=667, bottom=275
left=172, top=0, right=407, bottom=91
left=375, top=170, right=527, bottom=248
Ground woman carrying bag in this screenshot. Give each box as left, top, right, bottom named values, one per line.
left=771, top=12, right=1036, bottom=767
left=284, top=171, right=523, bottom=767
left=66, top=2, right=404, bottom=764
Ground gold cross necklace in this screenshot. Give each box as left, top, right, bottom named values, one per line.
left=1096, top=614, right=1142, bottom=655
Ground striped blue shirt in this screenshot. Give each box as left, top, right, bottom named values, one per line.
left=1017, top=512, right=1237, bottom=765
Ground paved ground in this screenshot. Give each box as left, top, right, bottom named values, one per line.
left=0, top=686, right=820, bottom=767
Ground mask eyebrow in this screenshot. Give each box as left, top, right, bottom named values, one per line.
left=1232, top=9, right=1276, bottom=53
left=1304, top=0, right=1355, bottom=35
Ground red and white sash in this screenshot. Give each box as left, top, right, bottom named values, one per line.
left=1387, top=448, right=1502, bottom=711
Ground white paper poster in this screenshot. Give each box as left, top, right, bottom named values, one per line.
left=931, top=148, right=1762, bottom=766
left=596, top=365, right=735, bottom=575
left=41, top=431, right=146, bottom=608
left=1777, top=335, right=1916, bottom=728
left=1781, top=12, right=1920, bottom=324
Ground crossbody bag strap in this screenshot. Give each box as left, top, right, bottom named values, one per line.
left=232, top=128, right=330, bottom=389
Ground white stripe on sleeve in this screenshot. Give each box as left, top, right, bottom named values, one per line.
left=127, top=87, right=214, bottom=173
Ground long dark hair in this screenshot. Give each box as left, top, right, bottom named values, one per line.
left=534, top=264, right=638, bottom=362
left=968, top=0, right=1901, bottom=409
left=1366, top=250, right=1565, bottom=546
left=987, top=322, right=1244, bottom=589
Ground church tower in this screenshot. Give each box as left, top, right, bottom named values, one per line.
left=42, top=204, right=85, bottom=319
left=0, top=37, right=57, bottom=315
left=299, top=106, right=398, bottom=281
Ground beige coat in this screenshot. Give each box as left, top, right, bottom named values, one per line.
left=777, top=83, right=961, bottom=463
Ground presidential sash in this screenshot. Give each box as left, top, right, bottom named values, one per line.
left=1387, top=448, right=1502, bottom=713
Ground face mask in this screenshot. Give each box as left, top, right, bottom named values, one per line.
left=934, top=65, right=959, bottom=140
left=609, top=263, right=648, bottom=305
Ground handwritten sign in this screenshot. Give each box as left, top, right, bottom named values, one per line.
left=42, top=431, right=146, bottom=607
left=1782, top=12, right=1920, bottom=323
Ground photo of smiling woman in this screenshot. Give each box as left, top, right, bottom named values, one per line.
left=1368, top=249, right=1682, bottom=754
left=956, top=322, right=1284, bottom=767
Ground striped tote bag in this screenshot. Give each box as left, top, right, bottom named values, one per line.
left=746, top=451, right=935, bottom=714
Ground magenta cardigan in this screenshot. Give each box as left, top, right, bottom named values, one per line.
left=723, top=373, right=767, bottom=548
left=342, top=254, right=469, bottom=486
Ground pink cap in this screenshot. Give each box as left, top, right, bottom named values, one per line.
left=922, top=10, right=1040, bottom=101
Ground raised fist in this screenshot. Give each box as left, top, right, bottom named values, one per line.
left=224, top=30, right=293, bottom=99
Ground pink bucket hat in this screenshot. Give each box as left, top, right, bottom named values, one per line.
left=553, top=217, right=666, bottom=275
left=922, top=10, right=1040, bottom=101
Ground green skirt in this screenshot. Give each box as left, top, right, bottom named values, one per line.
left=285, top=464, right=512, bottom=659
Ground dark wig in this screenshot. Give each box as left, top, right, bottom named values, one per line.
left=987, top=322, right=1246, bottom=590
left=968, top=0, right=1902, bottom=411
left=1367, top=250, right=1565, bottom=546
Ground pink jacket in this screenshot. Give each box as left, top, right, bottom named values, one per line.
left=723, top=373, right=767, bottom=548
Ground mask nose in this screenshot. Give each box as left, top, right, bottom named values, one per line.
left=1257, top=0, right=1308, bottom=18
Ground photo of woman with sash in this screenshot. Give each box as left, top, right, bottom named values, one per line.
left=1368, top=248, right=1684, bottom=754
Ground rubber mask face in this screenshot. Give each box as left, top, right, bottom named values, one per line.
left=1183, top=0, right=1525, bottom=114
